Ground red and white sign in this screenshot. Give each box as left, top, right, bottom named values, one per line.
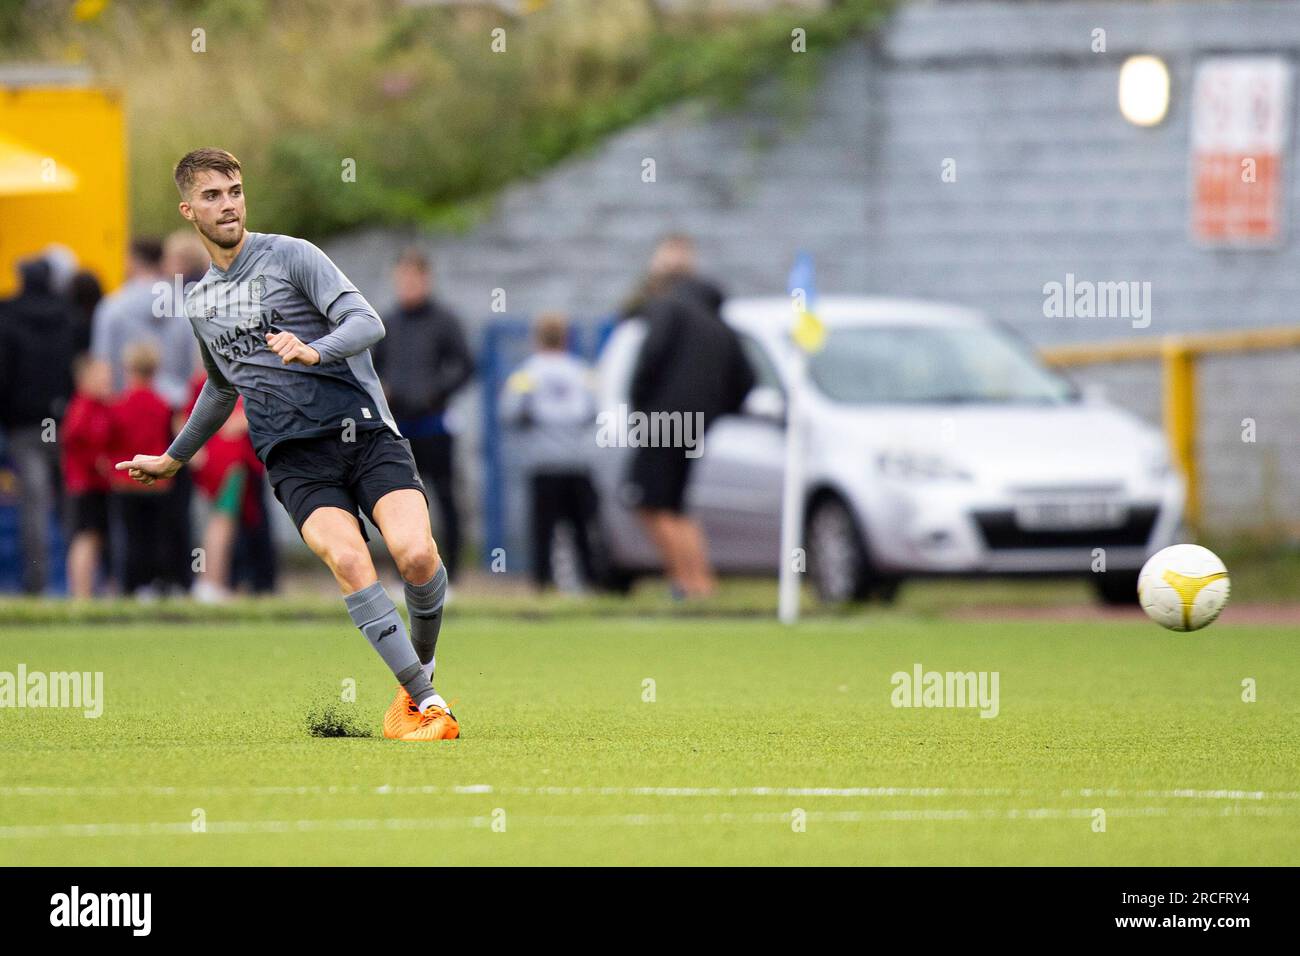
left=1191, top=57, right=1292, bottom=245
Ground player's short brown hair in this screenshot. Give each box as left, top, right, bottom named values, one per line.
left=174, top=147, right=242, bottom=197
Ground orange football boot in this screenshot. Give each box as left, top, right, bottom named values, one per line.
left=383, top=686, right=423, bottom=740
left=401, top=703, right=460, bottom=741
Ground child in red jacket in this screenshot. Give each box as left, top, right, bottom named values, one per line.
left=61, top=355, right=114, bottom=599
left=109, top=342, right=174, bottom=597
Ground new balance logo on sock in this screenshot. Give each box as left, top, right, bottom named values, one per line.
left=344, top=582, right=432, bottom=703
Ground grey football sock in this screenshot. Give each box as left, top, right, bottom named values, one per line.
left=404, top=563, right=447, bottom=671
left=344, top=581, right=434, bottom=706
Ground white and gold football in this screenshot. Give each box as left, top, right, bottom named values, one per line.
left=1138, top=544, right=1230, bottom=632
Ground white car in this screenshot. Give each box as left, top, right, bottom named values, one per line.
left=591, top=296, right=1185, bottom=604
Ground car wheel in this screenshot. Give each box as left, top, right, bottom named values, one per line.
left=1092, top=569, right=1140, bottom=606
left=807, top=496, right=873, bottom=603
left=874, top=578, right=903, bottom=605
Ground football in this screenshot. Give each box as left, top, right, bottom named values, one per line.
left=1138, top=544, right=1231, bottom=631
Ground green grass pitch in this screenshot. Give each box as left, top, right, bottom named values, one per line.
left=0, top=606, right=1296, bottom=865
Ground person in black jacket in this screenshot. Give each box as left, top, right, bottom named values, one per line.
left=373, top=249, right=474, bottom=580
left=622, top=235, right=755, bottom=599
left=68, top=269, right=103, bottom=357
left=0, top=255, right=79, bottom=594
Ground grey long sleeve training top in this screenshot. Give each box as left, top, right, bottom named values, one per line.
left=165, top=232, right=399, bottom=464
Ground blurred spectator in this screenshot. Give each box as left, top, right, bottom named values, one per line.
left=619, top=232, right=701, bottom=318
left=499, top=312, right=599, bottom=591
left=374, top=248, right=474, bottom=580
left=0, top=254, right=78, bottom=594
left=180, top=369, right=276, bottom=602
left=621, top=234, right=755, bottom=599
left=60, top=356, right=115, bottom=599
left=162, top=228, right=210, bottom=289
left=41, top=244, right=79, bottom=298
left=108, top=341, right=174, bottom=598
left=91, top=237, right=196, bottom=407
left=68, top=270, right=104, bottom=356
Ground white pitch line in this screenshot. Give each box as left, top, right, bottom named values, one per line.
left=0, top=785, right=1013, bottom=798
left=1066, top=788, right=1300, bottom=801
left=0, top=805, right=1291, bottom=840
left=2, top=784, right=1299, bottom=800
left=387, top=785, right=1020, bottom=798
left=0, top=817, right=491, bottom=840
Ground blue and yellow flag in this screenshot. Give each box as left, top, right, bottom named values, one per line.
left=787, top=251, right=825, bottom=353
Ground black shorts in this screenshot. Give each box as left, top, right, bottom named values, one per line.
left=622, top=444, right=696, bottom=514
left=64, top=491, right=109, bottom=538
left=266, top=427, right=426, bottom=541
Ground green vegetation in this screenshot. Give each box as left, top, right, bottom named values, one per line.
left=0, top=610, right=1295, bottom=864
left=11, top=0, right=888, bottom=240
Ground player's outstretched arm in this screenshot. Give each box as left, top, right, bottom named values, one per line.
left=165, top=376, right=239, bottom=463
left=162, top=339, right=241, bottom=466
left=114, top=452, right=182, bottom=486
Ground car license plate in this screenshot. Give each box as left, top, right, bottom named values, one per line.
left=1014, top=500, right=1128, bottom=530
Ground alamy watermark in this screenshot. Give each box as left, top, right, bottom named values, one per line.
left=151, top=274, right=266, bottom=320
left=1042, top=273, right=1151, bottom=329
left=0, top=665, right=103, bottom=718
left=50, top=886, right=150, bottom=936
left=890, top=663, right=999, bottom=718
left=596, top=404, right=704, bottom=458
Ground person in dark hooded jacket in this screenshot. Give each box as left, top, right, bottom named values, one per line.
left=621, top=235, right=755, bottom=598
left=373, top=249, right=475, bottom=581
left=0, top=256, right=78, bottom=594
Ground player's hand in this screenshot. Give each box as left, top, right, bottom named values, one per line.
left=266, top=329, right=320, bottom=366
left=114, top=453, right=182, bottom=486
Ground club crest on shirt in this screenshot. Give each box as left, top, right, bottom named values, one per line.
left=185, top=275, right=270, bottom=322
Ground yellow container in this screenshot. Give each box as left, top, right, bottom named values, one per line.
left=0, top=82, right=126, bottom=296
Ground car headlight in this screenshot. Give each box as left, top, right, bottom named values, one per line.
left=876, top=450, right=973, bottom=482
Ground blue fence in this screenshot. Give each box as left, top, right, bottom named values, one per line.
left=0, top=461, right=68, bottom=594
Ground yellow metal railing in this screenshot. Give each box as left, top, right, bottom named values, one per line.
left=1041, top=326, right=1300, bottom=530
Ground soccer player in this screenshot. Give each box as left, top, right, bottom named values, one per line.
left=114, top=147, right=457, bottom=741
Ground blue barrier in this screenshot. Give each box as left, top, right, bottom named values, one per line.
left=0, top=460, right=68, bottom=594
